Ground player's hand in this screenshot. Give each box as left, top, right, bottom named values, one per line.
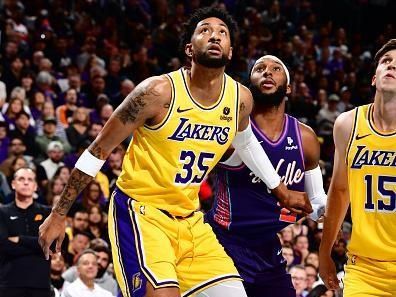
left=319, top=254, right=340, bottom=290
left=272, top=183, right=313, bottom=215
left=38, top=211, right=66, bottom=260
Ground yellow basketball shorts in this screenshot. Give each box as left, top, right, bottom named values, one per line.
left=108, top=188, right=240, bottom=297
left=344, top=254, right=396, bottom=297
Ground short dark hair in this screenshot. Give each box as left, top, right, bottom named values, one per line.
left=374, top=39, right=396, bottom=67
left=15, top=110, right=30, bottom=120
left=92, top=245, right=112, bottom=262
left=179, top=6, right=238, bottom=52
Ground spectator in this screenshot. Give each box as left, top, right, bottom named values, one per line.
left=35, top=117, right=71, bottom=161
left=61, top=249, right=113, bottom=297
left=293, top=235, right=310, bottom=264
left=64, top=231, right=91, bottom=267
left=304, top=252, right=320, bottom=270
left=0, top=167, right=51, bottom=297
left=36, top=101, right=67, bottom=141
left=316, top=94, right=341, bottom=138
left=290, top=265, right=308, bottom=297
left=282, top=244, right=295, bottom=271
left=5, top=155, right=29, bottom=189
left=65, top=108, right=90, bottom=150
left=111, top=78, right=135, bottom=108
left=304, top=264, right=318, bottom=292
left=103, top=149, right=124, bottom=194
left=80, top=180, right=106, bottom=211
left=87, top=122, right=104, bottom=143
left=86, top=205, right=109, bottom=243
left=29, top=91, right=46, bottom=121
left=306, top=284, right=334, bottom=297
left=337, top=86, right=354, bottom=113
left=280, top=225, right=295, bottom=245
left=53, top=166, right=72, bottom=185
left=56, top=88, right=79, bottom=128
left=51, top=253, right=66, bottom=292
left=37, top=141, right=65, bottom=188
left=62, top=245, right=117, bottom=296
left=2, top=96, right=25, bottom=129
left=0, top=137, right=28, bottom=175
left=331, top=238, right=348, bottom=273
left=46, top=176, right=65, bottom=206
left=0, top=122, right=10, bottom=163
left=8, top=111, right=38, bottom=157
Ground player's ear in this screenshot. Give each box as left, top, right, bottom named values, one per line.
left=228, top=47, right=233, bottom=60
left=286, top=84, right=292, bottom=95
left=185, top=43, right=193, bottom=58
left=371, top=75, right=376, bottom=86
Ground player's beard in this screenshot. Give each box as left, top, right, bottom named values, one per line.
left=194, top=50, right=229, bottom=68
left=249, top=83, right=287, bottom=108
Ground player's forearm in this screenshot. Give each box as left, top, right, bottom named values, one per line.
left=320, top=188, right=349, bottom=255
left=233, top=122, right=281, bottom=189
left=52, top=168, right=93, bottom=216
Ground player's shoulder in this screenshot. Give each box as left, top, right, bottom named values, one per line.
left=142, top=74, right=171, bottom=92
left=297, top=120, right=318, bottom=143
left=128, top=75, right=172, bottom=108
left=334, top=109, right=356, bottom=136
left=237, top=83, right=253, bottom=112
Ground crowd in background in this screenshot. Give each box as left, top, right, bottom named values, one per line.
left=0, top=0, right=395, bottom=296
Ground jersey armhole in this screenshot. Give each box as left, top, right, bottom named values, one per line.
left=345, top=107, right=359, bottom=165
left=235, top=81, right=240, bottom=136
left=144, top=74, right=175, bottom=131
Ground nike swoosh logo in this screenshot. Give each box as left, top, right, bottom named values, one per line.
left=258, top=140, right=264, bottom=144
left=355, top=133, right=371, bottom=140
left=10, top=216, right=18, bottom=220
left=277, top=249, right=282, bottom=255
left=177, top=107, right=194, bottom=113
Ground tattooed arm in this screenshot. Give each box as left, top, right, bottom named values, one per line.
left=237, top=85, right=254, bottom=131
left=39, top=76, right=172, bottom=258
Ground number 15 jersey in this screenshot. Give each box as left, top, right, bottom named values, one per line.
left=116, top=68, right=240, bottom=217
left=346, top=104, right=396, bottom=261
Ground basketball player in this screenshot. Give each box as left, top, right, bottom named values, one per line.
left=319, top=39, right=396, bottom=296
left=206, top=55, right=326, bottom=297
left=38, top=7, right=311, bottom=297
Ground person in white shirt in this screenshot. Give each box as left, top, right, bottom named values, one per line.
left=61, top=249, right=114, bottom=297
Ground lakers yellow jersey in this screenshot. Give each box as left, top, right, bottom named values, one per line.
left=346, top=104, right=396, bottom=261
left=117, top=68, right=240, bottom=216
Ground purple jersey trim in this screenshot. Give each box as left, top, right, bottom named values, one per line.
left=251, top=115, right=288, bottom=147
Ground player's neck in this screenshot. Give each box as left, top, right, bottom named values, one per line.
left=372, top=93, right=396, bottom=131
left=187, top=65, right=225, bottom=105
left=252, top=102, right=286, bottom=141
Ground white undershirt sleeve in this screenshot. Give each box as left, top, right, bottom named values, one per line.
left=232, top=122, right=281, bottom=190
left=304, top=165, right=327, bottom=221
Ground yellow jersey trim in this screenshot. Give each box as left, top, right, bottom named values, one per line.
left=180, top=68, right=226, bottom=110
left=234, top=81, right=240, bottom=135
left=346, top=108, right=358, bottom=166
left=368, top=104, right=396, bottom=136
left=144, top=74, right=176, bottom=131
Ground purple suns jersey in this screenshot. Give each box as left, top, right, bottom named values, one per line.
left=206, top=115, right=305, bottom=246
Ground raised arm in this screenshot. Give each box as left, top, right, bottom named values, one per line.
left=232, top=85, right=312, bottom=214
left=39, top=76, right=171, bottom=259
left=319, top=110, right=354, bottom=290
